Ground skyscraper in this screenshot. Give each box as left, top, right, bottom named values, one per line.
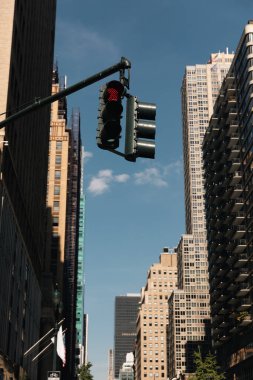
left=63, top=107, right=83, bottom=379
left=203, top=21, right=253, bottom=380
left=114, top=294, right=140, bottom=379
left=168, top=51, right=234, bottom=379
left=46, top=69, right=84, bottom=379
left=75, top=146, right=86, bottom=368
left=0, top=1, right=56, bottom=378
left=135, top=248, right=177, bottom=380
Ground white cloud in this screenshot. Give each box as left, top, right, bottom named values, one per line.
left=84, top=151, right=93, bottom=160
left=163, top=159, right=183, bottom=176
left=134, top=167, right=168, bottom=188
left=114, top=174, right=130, bottom=183
left=87, top=170, right=129, bottom=196
left=133, top=159, right=183, bottom=188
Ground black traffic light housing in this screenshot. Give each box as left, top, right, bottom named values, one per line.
left=97, top=80, right=125, bottom=150
left=125, top=95, right=156, bottom=162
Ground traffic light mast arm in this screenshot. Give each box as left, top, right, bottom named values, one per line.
left=0, top=57, right=131, bottom=129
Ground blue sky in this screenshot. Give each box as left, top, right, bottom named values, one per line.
left=55, top=1, right=253, bottom=379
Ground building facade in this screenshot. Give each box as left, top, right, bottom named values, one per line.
left=114, top=294, right=140, bottom=379
left=0, top=1, right=56, bottom=378
left=168, top=51, right=234, bottom=379
left=75, top=147, right=86, bottom=368
left=135, top=249, right=177, bottom=380
left=203, top=21, right=253, bottom=380
left=46, top=70, right=85, bottom=379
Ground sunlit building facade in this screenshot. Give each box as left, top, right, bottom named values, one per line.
left=135, top=248, right=177, bottom=380
left=168, top=51, right=234, bottom=379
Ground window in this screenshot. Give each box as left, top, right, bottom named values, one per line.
left=56, top=141, right=62, bottom=150
left=53, top=201, right=59, bottom=211
left=55, top=155, right=62, bottom=165
left=55, top=170, right=61, bottom=180
left=53, top=217, right=59, bottom=226
left=54, top=185, right=60, bottom=195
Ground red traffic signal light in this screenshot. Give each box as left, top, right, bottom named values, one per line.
left=97, top=80, right=125, bottom=150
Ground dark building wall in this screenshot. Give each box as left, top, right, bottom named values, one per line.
left=114, top=295, right=140, bottom=378
left=63, top=109, right=82, bottom=379
left=3, top=0, right=56, bottom=275
left=0, top=0, right=56, bottom=377
left=203, top=22, right=253, bottom=380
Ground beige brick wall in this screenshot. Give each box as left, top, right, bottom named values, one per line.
left=0, top=0, right=15, bottom=127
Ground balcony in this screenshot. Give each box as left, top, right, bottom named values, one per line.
left=235, top=268, right=249, bottom=282
left=233, top=239, right=247, bottom=253
left=226, top=122, right=239, bottom=136
left=227, top=108, right=238, bottom=124
left=231, top=171, right=242, bottom=185
left=234, top=253, right=248, bottom=268
left=228, top=146, right=240, bottom=159
left=229, top=159, right=241, bottom=173
left=231, top=211, right=245, bottom=224
left=236, top=283, right=251, bottom=297
left=232, top=225, right=246, bottom=239
left=230, top=185, right=243, bottom=199
left=237, top=297, right=251, bottom=311
left=231, top=198, right=244, bottom=212
left=239, top=315, right=252, bottom=326
left=227, top=134, right=239, bottom=148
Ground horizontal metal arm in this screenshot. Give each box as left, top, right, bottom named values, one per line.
left=0, top=57, right=131, bottom=129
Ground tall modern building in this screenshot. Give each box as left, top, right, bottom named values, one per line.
left=203, top=21, right=253, bottom=380
left=63, top=107, right=83, bottom=379
left=168, top=51, right=234, bottom=379
left=0, top=1, right=56, bottom=378
left=75, top=146, right=86, bottom=368
left=114, top=294, right=140, bottom=379
left=46, top=69, right=85, bottom=379
left=135, top=248, right=177, bottom=380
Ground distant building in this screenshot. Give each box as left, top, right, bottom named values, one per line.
left=0, top=0, right=56, bottom=378
left=108, top=349, right=114, bottom=380
left=119, top=352, right=134, bottom=380
left=114, top=294, right=140, bottom=379
left=203, top=21, right=253, bottom=380
left=168, top=51, right=234, bottom=379
left=135, top=248, right=177, bottom=380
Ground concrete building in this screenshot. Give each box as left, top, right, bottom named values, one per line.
left=168, top=51, right=234, bottom=379
left=0, top=1, right=56, bottom=378
left=135, top=248, right=177, bottom=380
left=203, top=21, right=253, bottom=380
left=114, top=294, right=140, bottom=379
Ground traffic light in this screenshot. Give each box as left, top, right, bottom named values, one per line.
left=125, top=95, right=156, bottom=161
left=97, top=80, right=125, bottom=150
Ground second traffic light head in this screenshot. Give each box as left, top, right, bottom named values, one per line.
left=125, top=96, right=156, bottom=162
left=97, top=80, right=125, bottom=150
